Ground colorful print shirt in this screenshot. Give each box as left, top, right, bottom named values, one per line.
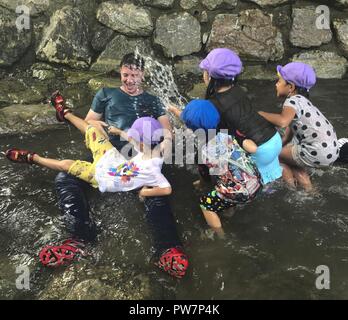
left=94, top=148, right=170, bottom=193
left=202, top=132, right=261, bottom=202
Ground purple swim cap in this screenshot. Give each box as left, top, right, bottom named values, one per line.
left=199, top=48, right=242, bottom=80
left=277, top=62, right=316, bottom=91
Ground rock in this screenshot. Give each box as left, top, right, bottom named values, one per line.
left=141, top=0, right=175, bottom=8
left=91, top=24, right=115, bottom=53
left=36, top=6, right=92, bottom=69
left=289, top=6, right=332, bottom=48
left=187, top=82, right=206, bottom=99
left=292, top=51, right=347, bottom=79
left=180, top=0, right=199, bottom=10
left=0, top=103, right=58, bottom=135
left=97, top=2, right=153, bottom=37
left=31, top=63, right=59, bottom=81
left=207, top=10, right=284, bottom=62
left=200, top=11, right=208, bottom=23
left=0, top=0, right=49, bottom=16
left=91, top=35, right=153, bottom=74
left=0, top=7, right=32, bottom=67
left=61, top=84, right=94, bottom=109
left=88, top=77, right=122, bottom=93
left=201, top=0, right=237, bottom=10
left=239, top=65, right=276, bottom=80
left=154, top=12, right=201, bottom=57
left=333, top=19, right=348, bottom=57
left=174, top=56, right=202, bottom=76
left=0, top=77, right=47, bottom=107
left=247, top=0, right=290, bottom=7
left=335, top=0, right=348, bottom=7
left=64, top=70, right=102, bottom=85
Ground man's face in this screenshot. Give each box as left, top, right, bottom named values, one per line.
left=120, top=65, right=144, bottom=95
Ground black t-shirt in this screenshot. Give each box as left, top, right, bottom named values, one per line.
left=209, top=86, right=276, bottom=146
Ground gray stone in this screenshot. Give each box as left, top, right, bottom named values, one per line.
left=174, top=56, right=202, bottom=76
left=201, top=0, right=237, bottom=10
left=292, top=51, right=347, bottom=79
left=336, top=0, right=348, bottom=7
left=141, top=0, right=175, bottom=8
left=289, top=6, right=333, bottom=48
left=187, top=82, right=206, bottom=99
left=180, top=0, right=199, bottom=9
left=0, top=7, right=32, bottom=67
left=154, top=12, right=201, bottom=57
left=88, top=77, right=122, bottom=93
left=97, top=2, right=153, bottom=37
left=91, top=34, right=153, bottom=73
left=64, top=70, right=102, bottom=85
left=0, top=0, right=49, bottom=16
left=0, top=77, right=47, bottom=107
left=207, top=10, right=284, bottom=62
left=333, top=19, right=348, bottom=57
left=200, top=11, right=208, bottom=23
left=36, top=6, right=92, bottom=69
left=0, top=103, right=57, bottom=135
left=239, top=65, right=276, bottom=80
left=31, top=63, right=59, bottom=80
left=91, top=24, right=115, bottom=53
left=247, top=0, right=290, bottom=7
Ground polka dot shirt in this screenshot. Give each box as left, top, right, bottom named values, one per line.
left=284, top=95, right=339, bottom=166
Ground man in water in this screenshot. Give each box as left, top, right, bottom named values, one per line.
left=54, top=53, right=188, bottom=278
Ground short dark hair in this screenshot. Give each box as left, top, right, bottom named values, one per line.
left=120, top=53, right=145, bottom=71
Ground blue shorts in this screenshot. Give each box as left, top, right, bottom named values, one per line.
left=251, top=132, right=283, bottom=185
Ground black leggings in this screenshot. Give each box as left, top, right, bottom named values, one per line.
left=55, top=172, right=182, bottom=255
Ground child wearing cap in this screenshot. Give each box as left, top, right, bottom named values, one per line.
left=199, top=48, right=283, bottom=186
left=5, top=107, right=172, bottom=198
left=259, top=62, right=339, bottom=191
left=169, top=99, right=262, bottom=237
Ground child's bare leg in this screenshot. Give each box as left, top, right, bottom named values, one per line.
left=64, top=113, right=89, bottom=135
left=292, top=167, right=313, bottom=192
left=33, top=154, right=74, bottom=172
left=281, top=163, right=297, bottom=189
left=201, top=208, right=225, bottom=239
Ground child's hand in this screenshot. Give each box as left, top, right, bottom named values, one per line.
left=108, top=126, right=122, bottom=135
left=167, top=104, right=182, bottom=118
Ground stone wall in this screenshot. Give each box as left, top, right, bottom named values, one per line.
left=0, top=0, right=347, bottom=133
left=0, top=0, right=347, bottom=79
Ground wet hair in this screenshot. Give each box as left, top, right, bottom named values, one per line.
left=120, top=53, right=145, bottom=71
left=205, top=77, right=238, bottom=99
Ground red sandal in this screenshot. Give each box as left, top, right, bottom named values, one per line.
left=155, top=247, right=189, bottom=279
left=50, top=90, right=71, bottom=122
left=5, top=148, right=36, bottom=164
left=39, top=239, right=86, bottom=267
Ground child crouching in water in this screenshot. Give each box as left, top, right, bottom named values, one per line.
left=169, top=100, right=262, bottom=238
left=259, top=62, right=339, bottom=191
left=5, top=94, right=172, bottom=198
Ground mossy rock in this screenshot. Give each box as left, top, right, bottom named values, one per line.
left=88, top=77, right=122, bottom=93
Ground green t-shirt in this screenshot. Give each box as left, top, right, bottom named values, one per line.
left=91, top=87, right=166, bottom=149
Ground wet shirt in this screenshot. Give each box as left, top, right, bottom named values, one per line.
left=95, top=148, right=170, bottom=193
left=201, top=132, right=261, bottom=202
left=91, top=88, right=166, bottom=149
left=285, top=95, right=339, bottom=166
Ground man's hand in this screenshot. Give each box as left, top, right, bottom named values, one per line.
left=108, top=126, right=122, bottom=136
left=86, top=120, right=109, bottom=138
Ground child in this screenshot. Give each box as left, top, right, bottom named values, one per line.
left=169, top=99, right=262, bottom=238
left=5, top=94, right=172, bottom=198
left=199, top=48, right=283, bottom=185
left=259, top=62, right=339, bottom=191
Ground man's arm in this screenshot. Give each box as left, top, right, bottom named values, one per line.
left=85, top=109, right=109, bottom=137
left=258, top=106, right=296, bottom=128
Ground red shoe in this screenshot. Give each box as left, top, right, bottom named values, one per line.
left=50, top=90, right=71, bottom=122
left=39, top=239, right=86, bottom=267
left=5, top=148, right=36, bottom=164
left=155, top=247, right=189, bottom=279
